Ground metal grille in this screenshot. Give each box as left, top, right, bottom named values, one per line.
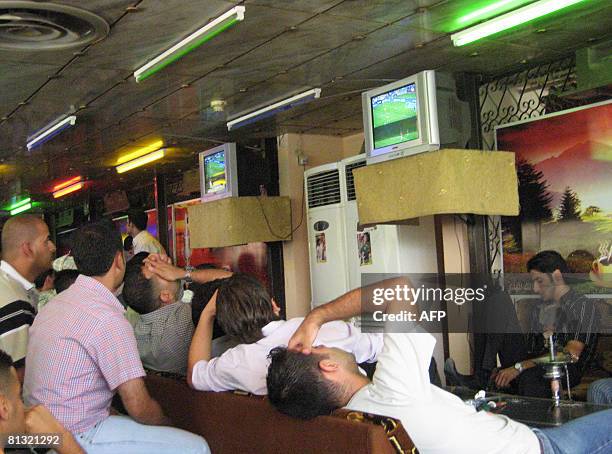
left=307, top=169, right=341, bottom=208
left=345, top=159, right=366, bottom=201
left=478, top=55, right=592, bottom=275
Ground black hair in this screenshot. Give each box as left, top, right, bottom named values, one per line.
left=34, top=269, right=54, bottom=289
left=122, top=252, right=159, bottom=314
left=527, top=250, right=570, bottom=274
left=215, top=274, right=277, bottom=344
left=123, top=235, right=134, bottom=251
left=128, top=208, right=148, bottom=231
left=267, top=347, right=342, bottom=419
left=72, top=221, right=123, bottom=276
left=190, top=274, right=230, bottom=338
left=55, top=269, right=80, bottom=293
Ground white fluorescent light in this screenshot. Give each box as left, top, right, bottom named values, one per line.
left=116, top=149, right=165, bottom=173
left=134, top=6, right=245, bottom=83
left=451, top=0, right=586, bottom=46
left=227, top=88, right=322, bottom=130
left=27, top=115, right=76, bottom=150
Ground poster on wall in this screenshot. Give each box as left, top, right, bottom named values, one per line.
left=496, top=100, right=612, bottom=292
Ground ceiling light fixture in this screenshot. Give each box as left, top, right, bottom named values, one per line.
left=116, top=149, right=165, bottom=173
left=27, top=115, right=77, bottom=150
left=53, top=176, right=84, bottom=198
left=451, top=0, right=586, bottom=46
left=226, top=88, right=321, bottom=130
left=134, top=6, right=245, bottom=83
left=116, top=140, right=164, bottom=165
left=9, top=197, right=32, bottom=216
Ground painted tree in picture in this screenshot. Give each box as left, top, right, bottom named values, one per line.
left=558, top=186, right=582, bottom=221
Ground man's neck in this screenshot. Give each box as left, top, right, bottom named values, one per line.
left=3, top=257, right=35, bottom=283
left=554, top=285, right=571, bottom=303
left=92, top=275, right=119, bottom=294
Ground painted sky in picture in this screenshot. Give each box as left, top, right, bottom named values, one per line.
left=497, top=102, right=612, bottom=212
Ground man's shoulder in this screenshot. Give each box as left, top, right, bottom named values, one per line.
left=0, top=270, right=28, bottom=305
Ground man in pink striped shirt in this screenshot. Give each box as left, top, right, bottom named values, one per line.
left=24, top=222, right=209, bottom=453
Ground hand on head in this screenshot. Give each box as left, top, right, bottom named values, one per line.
left=287, top=317, right=321, bottom=355
left=144, top=254, right=182, bottom=281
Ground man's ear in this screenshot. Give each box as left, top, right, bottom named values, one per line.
left=271, top=299, right=280, bottom=316
left=0, top=395, right=10, bottom=421
left=159, top=289, right=173, bottom=305
left=20, top=240, right=34, bottom=259
left=114, top=251, right=125, bottom=270
left=551, top=269, right=564, bottom=286
left=319, top=358, right=339, bottom=373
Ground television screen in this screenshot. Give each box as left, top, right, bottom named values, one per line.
left=204, top=151, right=226, bottom=194
left=370, top=83, right=418, bottom=150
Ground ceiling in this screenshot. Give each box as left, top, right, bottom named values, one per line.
left=0, top=0, right=610, bottom=202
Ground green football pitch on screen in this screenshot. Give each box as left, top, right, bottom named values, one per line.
left=372, top=91, right=418, bottom=149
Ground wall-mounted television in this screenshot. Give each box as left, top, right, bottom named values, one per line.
left=199, top=143, right=238, bottom=202
left=362, top=70, right=440, bottom=164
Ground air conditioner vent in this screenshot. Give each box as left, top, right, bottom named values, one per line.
left=345, top=159, right=366, bottom=201
left=307, top=169, right=341, bottom=208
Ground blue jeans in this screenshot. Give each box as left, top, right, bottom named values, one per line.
left=533, top=409, right=612, bottom=454
left=587, top=378, right=612, bottom=405
left=76, top=415, right=210, bottom=454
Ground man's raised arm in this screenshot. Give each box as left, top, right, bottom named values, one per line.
left=289, top=276, right=412, bottom=354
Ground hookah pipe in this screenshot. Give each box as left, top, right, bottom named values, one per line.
left=541, top=334, right=574, bottom=406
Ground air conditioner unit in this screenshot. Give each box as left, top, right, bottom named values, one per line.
left=341, top=154, right=439, bottom=286
left=304, top=162, right=350, bottom=308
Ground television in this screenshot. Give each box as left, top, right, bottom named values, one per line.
left=199, top=142, right=238, bottom=201
left=362, top=70, right=440, bottom=164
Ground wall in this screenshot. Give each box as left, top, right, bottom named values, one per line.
left=278, top=133, right=347, bottom=318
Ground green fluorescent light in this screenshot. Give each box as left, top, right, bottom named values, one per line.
left=134, top=6, right=245, bottom=83
left=451, top=0, right=587, bottom=46
left=10, top=202, right=32, bottom=216
left=8, top=197, right=31, bottom=211
left=458, top=0, right=524, bottom=24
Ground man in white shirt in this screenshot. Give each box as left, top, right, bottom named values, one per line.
left=267, top=278, right=612, bottom=454
left=143, top=258, right=382, bottom=395
left=0, top=215, right=56, bottom=376
left=127, top=208, right=166, bottom=255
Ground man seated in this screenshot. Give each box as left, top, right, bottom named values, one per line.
left=145, top=258, right=383, bottom=395
left=447, top=251, right=600, bottom=397
left=122, top=252, right=232, bottom=375
left=0, top=350, right=84, bottom=454
left=267, top=278, right=612, bottom=454
left=24, top=222, right=210, bottom=454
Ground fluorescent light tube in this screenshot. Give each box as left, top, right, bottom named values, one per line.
left=53, top=182, right=84, bottom=199
left=8, top=197, right=31, bottom=211
left=116, top=140, right=164, bottom=165
left=27, top=116, right=76, bottom=150
left=53, top=176, right=82, bottom=192
left=451, top=0, right=586, bottom=46
left=10, top=202, right=32, bottom=216
left=134, top=6, right=245, bottom=83
left=116, top=149, right=165, bottom=173
left=227, top=88, right=322, bottom=131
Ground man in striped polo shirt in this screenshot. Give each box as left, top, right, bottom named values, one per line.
left=0, top=215, right=56, bottom=380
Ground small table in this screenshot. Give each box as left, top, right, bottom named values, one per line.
left=448, top=386, right=611, bottom=428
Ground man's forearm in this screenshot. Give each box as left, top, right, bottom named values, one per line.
left=191, top=268, right=232, bottom=284
left=130, top=398, right=171, bottom=426
left=309, top=276, right=411, bottom=325
left=187, top=312, right=215, bottom=386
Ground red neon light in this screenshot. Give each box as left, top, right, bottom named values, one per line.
left=53, top=182, right=84, bottom=198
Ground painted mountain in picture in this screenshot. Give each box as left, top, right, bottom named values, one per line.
left=496, top=101, right=612, bottom=291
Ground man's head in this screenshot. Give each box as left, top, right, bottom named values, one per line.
left=72, top=221, right=124, bottom=288
left=122, top=252, right=181, bottom=314
left=1, top=215, right=56, bottom=280
left=267, top=346, right=361, bottom=419
left=127, top=209, right=147, bottom=236
left=34, top=269, right=55, bottom=292
left=215, top=274, right=280, bottom=344
left=527, top=250, right=570, bottom=302
left=0, top=350, right=26, bottom=437
left=54, top=269, right=79, bottom=294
